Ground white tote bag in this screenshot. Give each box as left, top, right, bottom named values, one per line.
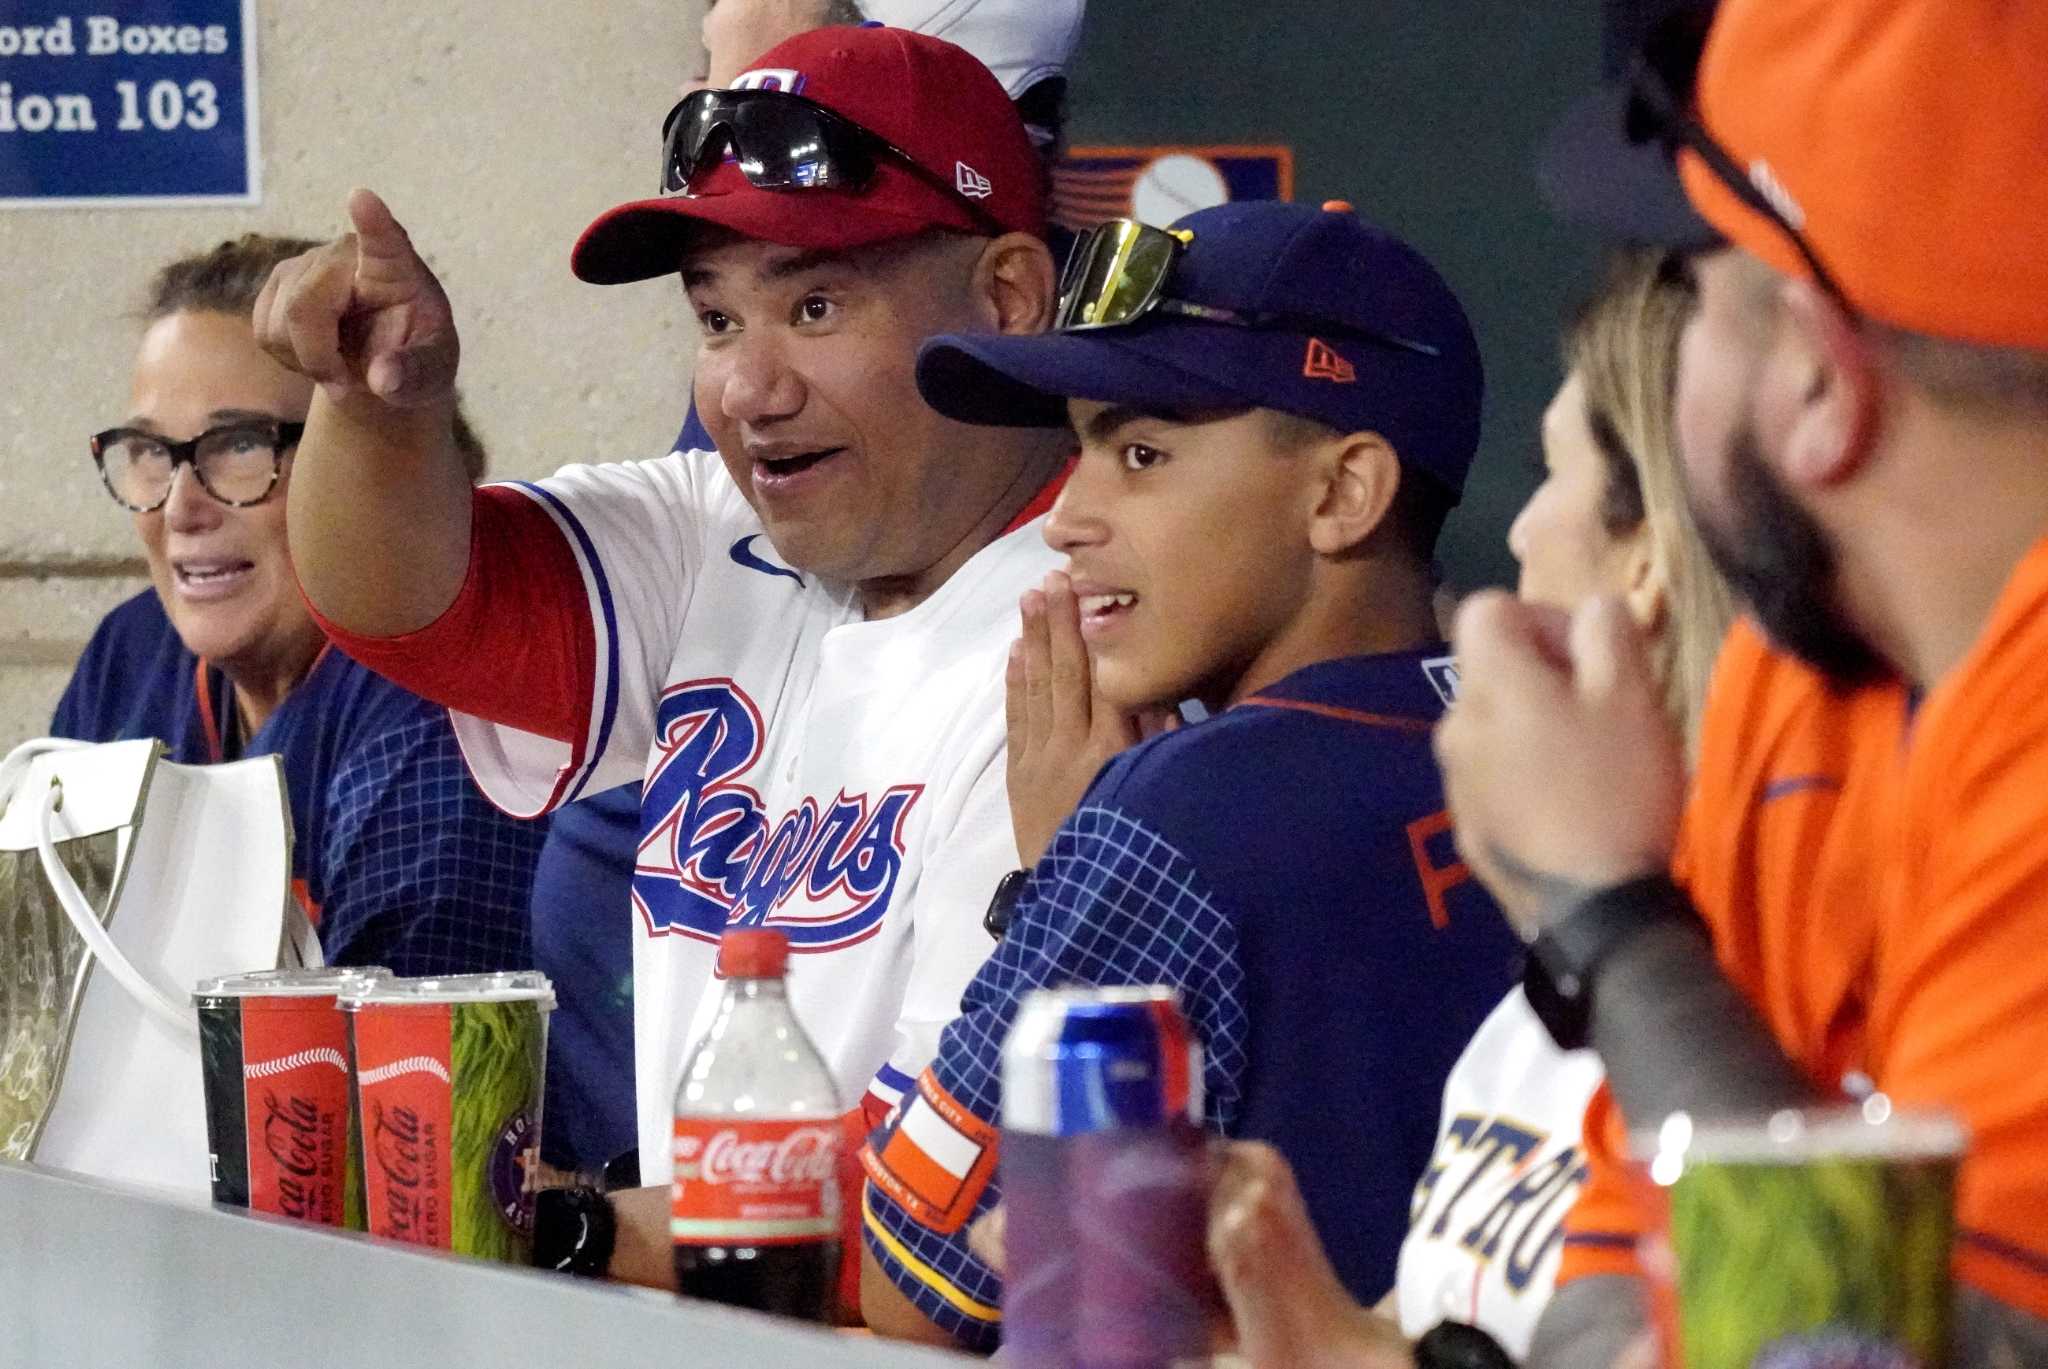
left=0, top=737, right=317, bottom=1199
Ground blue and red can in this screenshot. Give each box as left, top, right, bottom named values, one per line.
left=1001, top=986, right=1213, bottom=1369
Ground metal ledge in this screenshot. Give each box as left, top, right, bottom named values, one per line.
left=0, top=1161, right=970, bottom=1368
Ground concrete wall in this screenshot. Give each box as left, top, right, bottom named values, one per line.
left=1, top=2, right=702, bottom=751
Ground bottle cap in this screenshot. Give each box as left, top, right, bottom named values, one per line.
left=718, top=928, right=791, bottom=979
left=1321, top=198, right=1355, bottom=214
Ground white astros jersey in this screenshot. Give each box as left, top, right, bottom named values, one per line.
left=449, top=451, right=1059, bottom=1187
left=1396, top=988, right=1605, bottom=1359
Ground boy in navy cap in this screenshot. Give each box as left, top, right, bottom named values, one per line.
left=858, top=200, right=1523, bottom=1349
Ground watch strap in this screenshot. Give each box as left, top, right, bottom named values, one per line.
left=1413, top=1320, right=1517, bottom=1369
left=532, top=1184, right=616, bottom=1278
left=983, top=868, right=1029, bottom=940
left=1526, top=873, right=1702, bottom=1051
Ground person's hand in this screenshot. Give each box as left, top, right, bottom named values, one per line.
left=252, top=187, right=460, bottom=412
left=1207, top=1141, right=1411, bottom=1369
left=604, top=1185, right=679, bottom=1291
left=1005, top=571, right=1174, bottom=864
left=1433, top=592, right=1686, bottom=939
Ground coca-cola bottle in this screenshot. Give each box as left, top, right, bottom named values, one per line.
left=671, top=928, right=843, bottom=1320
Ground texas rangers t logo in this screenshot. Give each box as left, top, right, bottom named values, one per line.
left=634, top=679, right=922, bottom=950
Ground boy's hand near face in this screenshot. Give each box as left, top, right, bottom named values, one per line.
left=1005, top=571, right=1176, bottom=863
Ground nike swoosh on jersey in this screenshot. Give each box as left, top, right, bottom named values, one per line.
left=729, top=534, right=804, bottom=586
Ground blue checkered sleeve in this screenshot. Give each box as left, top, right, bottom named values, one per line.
left=861, top=801, right=1246, bottom=1350
left=318, top=712, right=545, bottom=976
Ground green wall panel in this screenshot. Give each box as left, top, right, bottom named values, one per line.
left=1064, top=1, right=1606, bottom=591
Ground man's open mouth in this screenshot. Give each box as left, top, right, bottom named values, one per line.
left=753, top=447, right=846, bottom=479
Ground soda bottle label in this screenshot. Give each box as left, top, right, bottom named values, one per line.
left=671, top=1118, right=841, bottom=1246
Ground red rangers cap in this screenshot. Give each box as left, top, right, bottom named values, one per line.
left=572, top=25, right=1048, bottom=285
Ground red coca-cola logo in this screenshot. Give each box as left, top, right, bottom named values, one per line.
left=261, top=1091, right=327, bottom=1221
left=679, top=1125, right=838, bottom=1187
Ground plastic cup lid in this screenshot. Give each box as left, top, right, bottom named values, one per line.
left=338, top=970, right=556, bottom=1010
left=1634, top=1099, right=1967, bottom=1174
left=193, top=966, right=393, bottom=1002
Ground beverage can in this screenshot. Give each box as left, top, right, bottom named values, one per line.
left=1636, top=1102, right=1964, bottom=1369
left=340, top=972, right=554, bottom=1265
left=1001, top=986, right=1211, bottom=1369
left=193, top=966, right=388, bottom=1227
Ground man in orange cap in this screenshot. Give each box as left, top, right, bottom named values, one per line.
left=1438, top=0, right=2048, bottom=1363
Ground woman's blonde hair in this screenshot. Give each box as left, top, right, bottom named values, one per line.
left=1565, top=248, right=1737, bottom=751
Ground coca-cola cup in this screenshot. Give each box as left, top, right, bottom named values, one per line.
left=1633, top=1102, right=1964, bottom=1369
left=340, top=972, right=555, bottom=1265
left=194, top=967, right=388, bottom=1228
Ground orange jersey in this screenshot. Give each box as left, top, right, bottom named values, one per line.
left=1560, top=535, right=2048, bottom=1317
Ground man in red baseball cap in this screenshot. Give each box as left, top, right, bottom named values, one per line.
left=1440, top=0, right=2048, bottom=1363
left=253, top=24, right=1073, bottom=1308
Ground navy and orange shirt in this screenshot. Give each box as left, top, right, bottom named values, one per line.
left=52, top=590, right=543, bottom=977
left=1562, top=534, right=2048, bottom=1318
left=859, top=648, right=1522, bottom=1350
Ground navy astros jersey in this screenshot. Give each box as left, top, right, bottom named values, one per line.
left=52, top=591, right=543, bottom=977
left=859, top=647, right=1522, bottom=1350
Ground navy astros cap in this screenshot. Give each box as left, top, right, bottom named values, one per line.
left=1535, top=0, right=1720, bottom=248
left=917, top=199, right=1486, bottom=499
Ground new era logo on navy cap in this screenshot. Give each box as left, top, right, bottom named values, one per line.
left=916, top=199, right=1485, bottom=499
left=1303, top=338, right=1358, bottom=384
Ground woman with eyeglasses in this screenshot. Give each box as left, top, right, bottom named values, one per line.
left=53, top=234, right=542, bottom=978
left=1202, top=249, right=1736, bottom=1369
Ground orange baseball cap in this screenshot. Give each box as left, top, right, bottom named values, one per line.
left=1680, top=0, right=2048, bottom=351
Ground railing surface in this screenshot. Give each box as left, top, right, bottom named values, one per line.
left=0, top=1161, right=971, bottom=1369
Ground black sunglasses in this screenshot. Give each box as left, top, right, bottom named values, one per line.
left=659, top=87, right=1005, bottom=235
left=1621, top=13, right=1858, bottom=318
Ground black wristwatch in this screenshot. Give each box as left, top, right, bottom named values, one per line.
left=983, top=868, right=1029, bottom=940
left=1524, top=872, right=1706, bottom=1051
left=1414, top=1320, right=1516, bottom=1369
left=532, top=1184, right=617, bottom=1278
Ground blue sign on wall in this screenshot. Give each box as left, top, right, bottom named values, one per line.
left=0, top=1, right=258, bottom=206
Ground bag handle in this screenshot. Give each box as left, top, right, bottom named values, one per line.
left=0, top=737, right=92, bottom=808
left=33, top=777, right=197, bottom=1040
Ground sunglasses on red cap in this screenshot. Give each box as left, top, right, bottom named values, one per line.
left=660, top=87, right=1005, bottom=235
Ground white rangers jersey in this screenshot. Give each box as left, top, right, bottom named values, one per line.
left=448, top=452, right=1059, bottom=1186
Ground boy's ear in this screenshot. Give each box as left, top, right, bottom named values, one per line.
left=1308, top=430, right=1402, bottom=556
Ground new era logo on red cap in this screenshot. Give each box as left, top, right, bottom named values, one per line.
left=1304, top=338, right=1357, bottom=383
left=955, top=162, right=994, bottom=200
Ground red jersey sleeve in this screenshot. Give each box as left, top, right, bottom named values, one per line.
left=302, top=485, right=596, bottom=748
